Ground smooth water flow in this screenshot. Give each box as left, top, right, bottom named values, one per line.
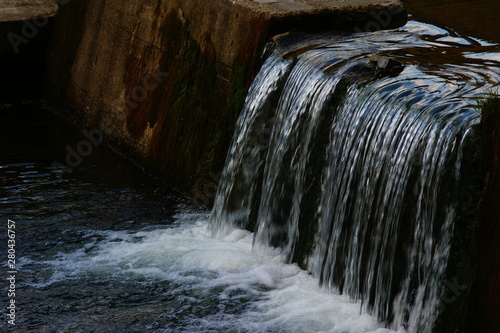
left=210, top=21, right=500, bottom=332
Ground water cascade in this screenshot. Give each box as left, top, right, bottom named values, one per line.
left=210, top=22, right=499, bottom=332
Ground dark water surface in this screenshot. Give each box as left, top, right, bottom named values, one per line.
left=0, top=105, right=196, bottom=332
left=403, top=0, right=500, bottom=43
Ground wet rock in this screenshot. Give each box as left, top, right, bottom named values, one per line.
left=369, top=54, right=404, bottom=77
left=369, top=54, right=402, bottom=69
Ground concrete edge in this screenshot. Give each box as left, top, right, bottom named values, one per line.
left=236, top=0, right=403, bottom=16
left=235, top=0, right=407, bottom=34
left=0, top=0, right=58, bottom=23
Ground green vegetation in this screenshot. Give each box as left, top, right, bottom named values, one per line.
left=474, top=90, right=500, bottom=117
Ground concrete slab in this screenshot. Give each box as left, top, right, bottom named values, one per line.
left=0, top=0, right=58, bottom=22
left=239, top=0, right=404, bottom=15
left=272, top=1, right=314, bottom=12
left=232, top=0, right=406, bottom=33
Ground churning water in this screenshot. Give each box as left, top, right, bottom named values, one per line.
left=2, top=20, right=500, bottom=332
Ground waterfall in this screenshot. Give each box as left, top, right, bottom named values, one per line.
left=209, top=23, right=495, bottom=332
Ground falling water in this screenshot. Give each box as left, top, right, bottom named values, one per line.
left=210, top=21, right=500, bottom=332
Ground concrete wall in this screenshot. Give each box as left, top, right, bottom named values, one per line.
left=46, top=0, right=406, bottom=203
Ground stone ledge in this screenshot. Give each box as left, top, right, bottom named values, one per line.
left=237, top=0, right=403, bottom=16
left=0, top=0, right=58, bottom=22
left=232, top=0, right=406, bottom=34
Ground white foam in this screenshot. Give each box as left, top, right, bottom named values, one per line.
left=39, top=211, right=402, bottom=333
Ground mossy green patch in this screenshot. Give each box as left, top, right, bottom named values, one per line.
left=475, top=90, right=500, bottom=118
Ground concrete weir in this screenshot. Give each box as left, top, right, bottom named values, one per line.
left=40, top=0, right=406, bottom=202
